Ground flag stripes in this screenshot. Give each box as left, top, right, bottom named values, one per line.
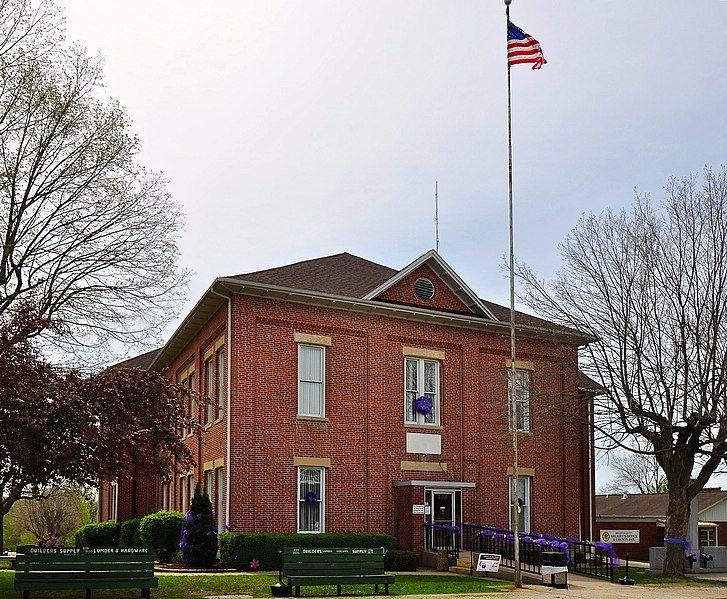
left=507, top=20, right=546, bottom=70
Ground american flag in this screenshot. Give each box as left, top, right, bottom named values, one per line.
left=507, top=20, right=546, bottom=70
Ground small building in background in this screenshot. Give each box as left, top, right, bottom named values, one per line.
left=596, top=488, right=727, bottom=562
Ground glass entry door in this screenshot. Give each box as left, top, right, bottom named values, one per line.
left=424, top=489, right=462, bottom=551
left=432, top=492, right=455, bottom=527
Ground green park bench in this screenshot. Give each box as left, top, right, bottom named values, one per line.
left=281, top=547, right=395, bottom=596
left=14, top=546, right=158, bottom=599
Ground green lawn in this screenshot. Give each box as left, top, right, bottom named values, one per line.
left=626, top=569, right=727, bottom=586
left=0, top=570, right=508, bottom=598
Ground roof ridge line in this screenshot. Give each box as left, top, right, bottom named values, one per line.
left=229, top=251, right=395, bottom=279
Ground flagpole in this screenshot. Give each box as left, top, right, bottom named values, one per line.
left=504, top=0, right=522, bottom=589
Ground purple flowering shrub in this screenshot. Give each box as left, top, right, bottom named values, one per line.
left=180, top=486, right=218, bottom=567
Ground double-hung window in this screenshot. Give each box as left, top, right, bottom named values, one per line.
left=205, top=357, right=215, bottom=425
left=216, top=347, right=225, bottom=419
left=215, top=467, right=224, bottom=532
left=298, top=467, right=325, bottom=533
left=298, top=345, right=325, bottom=417
left=508, top=369, right=530, bottom=433
left=161, top=482, right=170, bottom=511
left=405, top=357, right=440, bottom=425
left=509, top=475, right=531, bottom=533
left=205, top=470, right=214, bottom=504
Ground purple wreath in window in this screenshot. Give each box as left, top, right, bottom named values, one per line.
left=304, top=490, right=319, bottom=503
left=415, top=395, right=432, bottom=415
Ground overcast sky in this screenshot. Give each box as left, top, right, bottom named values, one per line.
left=63, top=1, right=727, bottom=487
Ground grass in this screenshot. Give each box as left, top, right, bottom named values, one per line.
left=0, top=570, right=509, bottom=598
left=626, top=569, right=727, bottom=586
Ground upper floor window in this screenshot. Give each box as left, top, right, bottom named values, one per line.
left=216, top=347, right=225, bottom=419
left=405, top=357, right=440, bottom=425
left=298, top=344, right=325, bottom=417
left=205, top=356, right=215, bottom=424
left=508, top=369, right=530, bottom=432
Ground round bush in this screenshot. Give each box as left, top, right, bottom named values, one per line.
left=120, top=518, right=143, bottom=547
left=384, top=549, right=419, bottom=571
left=139, top=511, right=184, bottom=562
left=74, top=521, right=120, bottom=547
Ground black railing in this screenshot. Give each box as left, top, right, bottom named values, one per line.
left=423, top=523, right=460, bottom=562
left=462, top=523, right=616, bottom=583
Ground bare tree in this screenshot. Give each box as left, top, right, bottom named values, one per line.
left=600, top=449, right=668, bottom=495
left=517, top=167, right=727, bottom=577
left=15, top=486, right=85, bottom=544
left=0, top=0, right=188, bottom=355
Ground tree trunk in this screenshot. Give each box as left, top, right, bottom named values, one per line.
left=0, top=510, right=4, bottom=555
left=663, top=487, right=689, bottom=577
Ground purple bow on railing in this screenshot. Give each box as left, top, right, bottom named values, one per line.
left=593, top=540, right=620, bottom=569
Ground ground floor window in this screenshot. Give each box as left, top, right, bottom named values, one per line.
left=298, top=467, right=325, bottom=533
left=110, top=481, right=118, bottom=521
left=216, top=467, right=224, bottom=532
left=700, top=527, right=717, bottom=547
left=509, top=476, right=531, bottom=533
left=161, top=482, right=170, bottom=511
left=205, top=470, right=214, bottom=504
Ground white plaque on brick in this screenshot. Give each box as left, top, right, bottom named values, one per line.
left=406, top=433, right=441, bottom=455
left=412, top=504, right=425, bottom=515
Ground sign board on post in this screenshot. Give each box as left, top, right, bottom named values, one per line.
left=476, top=553, right=501, bottom=573
left=599, top=530, right=640, bottom=544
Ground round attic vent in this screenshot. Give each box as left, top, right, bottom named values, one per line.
left=414, top=277, right=435, bottom=300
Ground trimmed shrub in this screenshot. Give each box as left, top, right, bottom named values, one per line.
left=384, top=549, right=419, bottom=571
left=73, top=521, right=121, bottom=547
left=180, top=487, right=217, bottom=567
left=139, top=511, right=184, bottom=562
left=73, top=525, right=88, bottom=548
left=120, top=518, right=143, bottom=547
left=219, top=532, right=397, bottom=570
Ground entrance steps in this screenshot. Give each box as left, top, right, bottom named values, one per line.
left=447, top=551, right=542, bottom=584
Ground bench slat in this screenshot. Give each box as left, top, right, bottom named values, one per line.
left=286, top=575, right=395, bottom=585
left=16, top=578, right=158, bottom=591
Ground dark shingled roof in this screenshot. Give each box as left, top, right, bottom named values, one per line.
left=109, top=348, right=162, bottom=371
left=230, top=252, right=397, bottom=298
left=596, top=488, right=727, bottom=518
left=578, top=371, right=605, bottom=394
left=230, top=251, right=582, bottom=335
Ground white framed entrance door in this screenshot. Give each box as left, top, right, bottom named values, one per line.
left=424, top=488, right=462, bottom=550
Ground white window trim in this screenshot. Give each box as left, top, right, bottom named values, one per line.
left=508, top=368, right=531, bottom=433
left=297, top=344, right=326, bottom=418
left=297, top=466, right=325, bottom=534
left=508, top=475, right=531, bottom=533
left=404, top=357, right=441, bottom=426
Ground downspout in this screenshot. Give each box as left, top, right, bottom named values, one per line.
left=211, top=285, right=233, bottom=530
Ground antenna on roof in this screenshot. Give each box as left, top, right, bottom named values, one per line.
left=435, top=180, right=439, bottom=252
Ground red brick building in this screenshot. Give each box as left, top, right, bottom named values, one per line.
left=596, top=488, right=727, bottom=562
left=99, top=250, right=597, bottom=552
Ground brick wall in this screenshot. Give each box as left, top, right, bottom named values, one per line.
left=105, top=289, right=589, bottom=552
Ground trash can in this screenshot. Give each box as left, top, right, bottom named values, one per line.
left=541, top=551, right=568, bottom=589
